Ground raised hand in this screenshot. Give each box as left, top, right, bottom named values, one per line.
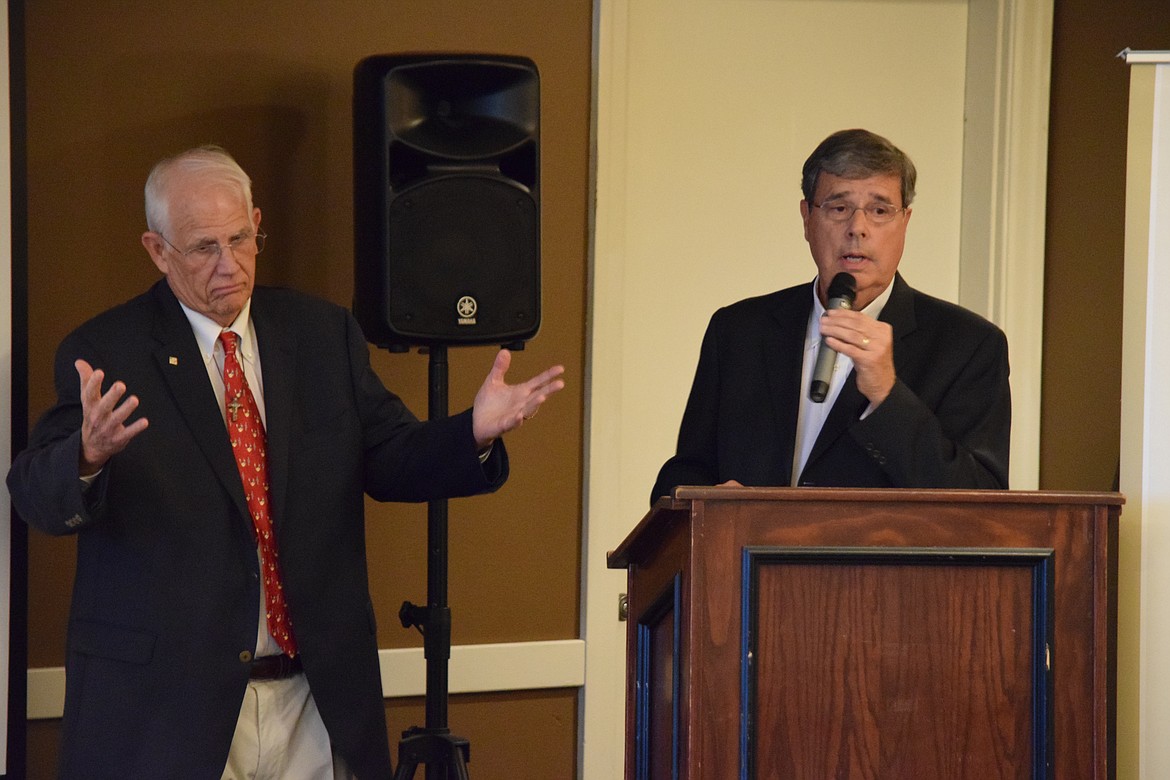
left=819, top=308, right=896, bottom=406
left=471, top=349, right=565, bottom=449
left=75, top=359, right=150, bottom=476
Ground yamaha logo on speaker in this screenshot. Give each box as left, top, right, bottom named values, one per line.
left=457, top=295, right=478, bottom=325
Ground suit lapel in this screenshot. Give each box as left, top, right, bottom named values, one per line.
left=250, top=290, right=296, bottom=532
left=802, top=274, right=918, bottom=472
left=764, top=284, right=815, bottom=486
left=148, top=282, right=251, bottom=523
left=803, top=372, right=867, bottom=468
left=876, top=273, right=918, bottom=368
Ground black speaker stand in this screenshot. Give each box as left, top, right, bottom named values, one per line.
left=392, top=344, right=470, bottom=780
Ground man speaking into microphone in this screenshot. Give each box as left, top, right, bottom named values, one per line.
left=651, top=128, right=1010, bottom=502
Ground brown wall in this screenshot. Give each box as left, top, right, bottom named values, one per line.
left=18, top=1, right=591, bottom=777
left=1042, top=0, right=1170, bottom=491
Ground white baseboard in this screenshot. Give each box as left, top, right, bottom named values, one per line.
left=27, top=639, right=586, bottom=720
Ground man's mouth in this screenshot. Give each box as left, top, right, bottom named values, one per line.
left=212, top=282, right=246, bottom=300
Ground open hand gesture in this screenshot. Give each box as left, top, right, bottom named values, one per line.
left=75, top=359, right=150, bottom=476
left=471, top=349, right=565, bottom=449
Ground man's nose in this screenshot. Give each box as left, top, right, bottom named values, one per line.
left=845, top=208, right=869, bottom=236
left=215, top=245, right=245, bottom=273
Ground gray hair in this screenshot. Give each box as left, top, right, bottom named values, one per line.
left=801, top=129, right=917, bottom=207
left=144, top=145, right=254, bottom=235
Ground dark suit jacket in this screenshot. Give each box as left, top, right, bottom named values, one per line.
left=652, top=275, right=1010, bottom=502
left=8, top=280, right=508, bottom=779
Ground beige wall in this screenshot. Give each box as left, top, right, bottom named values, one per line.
left=594, top=0, right=975, bottom=528
left=585, top=1, right=1047, bottom=769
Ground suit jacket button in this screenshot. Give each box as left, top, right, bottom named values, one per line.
left=239, top=650, right=253, bottom=663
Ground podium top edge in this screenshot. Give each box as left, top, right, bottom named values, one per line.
left=606, top=487, right=1123, bottom=569
left=668, top=485, right=1125, bottom=506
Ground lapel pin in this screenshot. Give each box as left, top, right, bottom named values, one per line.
left=169, top=356, right=179, bottom=366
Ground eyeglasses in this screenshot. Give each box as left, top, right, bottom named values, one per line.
left=813, top=200, right=906, bottom=225
left=158, top=231, right=266, bottom=261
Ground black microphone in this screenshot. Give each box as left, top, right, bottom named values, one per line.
left=809, top=272, right=857, bottom=403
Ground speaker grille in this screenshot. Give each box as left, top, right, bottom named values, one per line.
left=386, top=175, right=538, bottom=343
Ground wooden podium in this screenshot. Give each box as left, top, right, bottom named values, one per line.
left=608, top=488, right=1121, bottom=779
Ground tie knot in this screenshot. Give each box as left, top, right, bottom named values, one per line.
left=219, top=330, right=240, bottom=356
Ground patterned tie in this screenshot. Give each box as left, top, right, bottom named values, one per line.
left=219, top=331, right=297, bottom=657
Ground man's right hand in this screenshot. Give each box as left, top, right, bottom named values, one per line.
left=819, top=308, right=896, bottom=407
left=75, top=359, right=150, bottom=476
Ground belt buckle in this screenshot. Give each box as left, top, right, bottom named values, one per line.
left=250, top=653, right=298, bottom=680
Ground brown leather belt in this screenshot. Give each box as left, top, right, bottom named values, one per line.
left=249, top=653, right=302, bottom=680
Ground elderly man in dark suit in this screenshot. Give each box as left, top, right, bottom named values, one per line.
left=652, top=129, right=1010, bottom=502
left=8, top=145, right=564, bottom=778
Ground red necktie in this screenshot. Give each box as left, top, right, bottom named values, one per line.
left=220, top=331, right=298, bottom=657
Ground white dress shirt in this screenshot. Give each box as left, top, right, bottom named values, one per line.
left=790, top=279, right=893, bottom=485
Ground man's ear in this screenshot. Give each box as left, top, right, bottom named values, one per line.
left=142, top=232, right=169, bottom=275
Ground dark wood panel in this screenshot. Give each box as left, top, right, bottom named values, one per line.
left=625, top=506, right=691, bottom=779
left=635, top=577, right=681, bottom=780
left=749, top=553, right=1046, bottom=779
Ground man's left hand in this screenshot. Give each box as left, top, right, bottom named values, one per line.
left=472, top=349, right=566, bottom=449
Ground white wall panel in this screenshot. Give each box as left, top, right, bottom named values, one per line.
left=1120, top=50, right=1170, bottom=780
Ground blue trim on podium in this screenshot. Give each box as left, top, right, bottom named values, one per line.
left=635, top=574, right=681, bottom=780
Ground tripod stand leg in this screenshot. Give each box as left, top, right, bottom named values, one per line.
left=393, top=729, right=470, bottom=780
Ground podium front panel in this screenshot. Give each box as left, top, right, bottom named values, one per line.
left=745, top=547, right=1053, bottom=779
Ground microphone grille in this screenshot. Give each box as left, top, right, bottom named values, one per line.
left=827, top=272, right=856, bottom=302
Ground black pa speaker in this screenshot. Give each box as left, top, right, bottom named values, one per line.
left=353, top=53, right=540, bottom=348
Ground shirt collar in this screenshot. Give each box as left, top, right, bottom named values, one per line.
left=177, top=298, right=255, bottom=365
